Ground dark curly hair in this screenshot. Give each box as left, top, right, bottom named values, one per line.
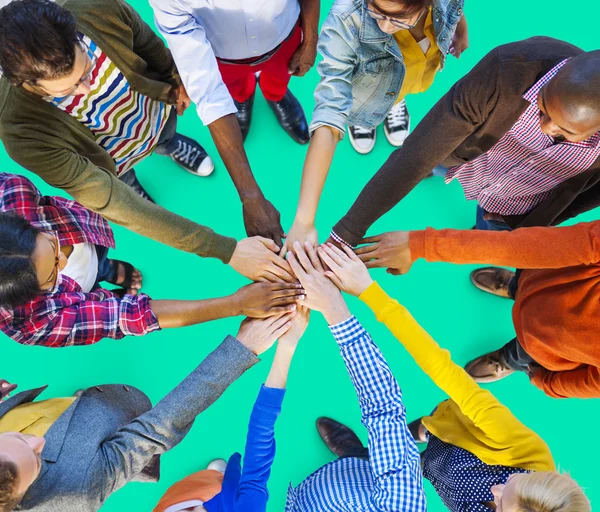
left=0, top=0, right=79, bottom=86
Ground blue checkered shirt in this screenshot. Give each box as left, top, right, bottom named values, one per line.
left=285, top=316, right=427, bottom=511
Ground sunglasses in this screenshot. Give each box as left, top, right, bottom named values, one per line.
left=29, top=40, right=97, bottom=103
left=366, top=4, right=427, bottom=30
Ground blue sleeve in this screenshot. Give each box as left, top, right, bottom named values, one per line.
left=329, top=316, right=427, bottom=512
left=234, top=384, right=285, bottom=511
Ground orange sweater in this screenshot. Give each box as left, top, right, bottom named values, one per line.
left=409, top=221, right=600, bottom=399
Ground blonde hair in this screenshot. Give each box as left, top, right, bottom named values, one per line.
left=514, top=472, right=590, bottom=512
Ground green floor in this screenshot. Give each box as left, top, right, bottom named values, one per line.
left=2, top=1, right=598, bottom=510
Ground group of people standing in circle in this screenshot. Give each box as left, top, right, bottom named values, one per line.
left=0, top=0, right=597, bottom=510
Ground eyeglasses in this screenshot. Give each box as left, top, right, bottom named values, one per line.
left=28, top=40, right=97, bottom=103
left=40, top=232, right=61, bottom=293
left=366, top=4, right=427, bottom=30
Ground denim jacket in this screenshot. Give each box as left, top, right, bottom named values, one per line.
left=311, top=0, right=465, bottom=137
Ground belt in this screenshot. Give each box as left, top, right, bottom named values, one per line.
left=216, top=21, right=298, bottom=67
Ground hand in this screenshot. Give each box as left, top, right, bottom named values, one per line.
left=449, top=15, right=469, bottom=58
left=230, top=237, right=295, bottom=283
left=318, top=243, right=373, bottom=297
left=236, top=313, right=295, bottom=355
left=242, top=196, right=286, bottom=248
left=288, top=40, right=317, bottom=77
left=286, top=241, right=350, bottom=324
left=278, top=304, right=310, bottom=348
left=174, top=83, right=192, bottom=115
left=232, top=282, right=305, bottom=318
left=280, top=220, right=318, bottom=256
left=0, top=380, right=17, bottom=402
left=354, top=231, right=413, bottom=275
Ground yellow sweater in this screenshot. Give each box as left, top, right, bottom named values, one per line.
left=0, top=398, right=76, bottom=437
left=359, top=282, right=555, bottom=472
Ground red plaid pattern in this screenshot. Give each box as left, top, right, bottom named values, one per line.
left=445, top=60, right=600, bottom=215
left=0, top=173, right=160, bottom=347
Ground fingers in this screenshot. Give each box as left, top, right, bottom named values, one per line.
left=270, top=288, right=306, bottom=300
left=266, top=256, right=295, bottom=283
left=354, top=244, right=378, bottom=256
left=365, top=259, right=385, bottom=269
left=326, top=242, right=352, bottom=264
left=360, top=235, right=383, bottom=244
left=268, top=282, right=304, bottom=292
left=257, top=236, right=280, bottom=253
left=386, top=268, right=402, bottom=275
left=341, top=243, right=361, bottom=262
left=324, top=270, right=344, bottom=290
left=268, top=305, right=298, bottom=315
left=272, top=232, right=283, bottom=250
left=292, top=241, right=315, bottom=274
left=321, top=243, right=346, bottom=267
left=317, top=246, right=341, bottom=273
left=269, top=312, right=295, bottom=336
left=271, top=295, right=304, bottom=306
left=286, top=250, right=308, bottom=281
left=304, top=242, right=324, bottom=273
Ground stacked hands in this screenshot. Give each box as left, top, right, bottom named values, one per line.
left=237, top=236, right=385, bottom=356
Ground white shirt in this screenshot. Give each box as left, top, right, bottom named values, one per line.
left=150, top=0, right=300, bottom=125
left=61, top=243, right=99, bottom=293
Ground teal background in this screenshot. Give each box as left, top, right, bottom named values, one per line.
left=1, top=1, right=598, bottom=510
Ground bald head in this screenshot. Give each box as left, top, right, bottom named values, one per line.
left=539, top=51, right=600, bottom=142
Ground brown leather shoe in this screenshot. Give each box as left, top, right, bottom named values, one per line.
left=465, top=349, right=515, bottom=383
left=316, top=417, right=364, bottom=458
left=470, top=267, right=515, bottom=298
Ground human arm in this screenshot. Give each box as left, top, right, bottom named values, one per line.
left=531, top=366, right=600, bottom=399
left=208, top=114, right=285, bottom=246
left=355, top=221, right=600, bottom=274
left=288, top=0, right=320, bottom=76
left=235, top=306, right=310, bottom=510
left=151, top=282, right=305, bottom=328
left=282, top=126, right=340, bottom=254
left=100, top=315, right=292, bottom=493
left=331, top=47, right=504, bottom=246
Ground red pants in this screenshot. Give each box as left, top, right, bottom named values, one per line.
left=217, top=23, right=302, bottom=103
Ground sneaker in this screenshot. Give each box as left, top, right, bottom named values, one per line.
left=348, top=125, right=376, bottom=154
left=207, top=459, right=227, bottom=474
left=384, top=99, right=410, bottom=147
left=169, top=134, right=215, bottom=177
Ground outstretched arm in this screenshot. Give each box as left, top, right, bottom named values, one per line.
left=287, top=244, right=426, bottom=511
left=235, top=307, right=310, bottom=511
left=356, top=221, right=600, bottom=274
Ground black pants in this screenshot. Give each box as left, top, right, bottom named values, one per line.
left=500, top=270, right=539, bottom=372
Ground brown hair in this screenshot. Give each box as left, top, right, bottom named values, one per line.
left=0, top=457, right=20, bottom=512
left=514, top=472, right=591, bottom=512
left=370, top=0, right=432, bottom=17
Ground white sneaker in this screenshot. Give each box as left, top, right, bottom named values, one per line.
left=384, top=99, right=410, bottom=147
left=207, top=458, right=227, bottom=474
left=348, top=125, right=376, bottom=154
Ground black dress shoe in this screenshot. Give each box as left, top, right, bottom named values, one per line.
left=266, top=89, right=309, bottom=144
left=316, top=417, right=366, bottom=458
left=234, top=93, right=255, bottom=142
left=119, top=169, right=156, bottom=204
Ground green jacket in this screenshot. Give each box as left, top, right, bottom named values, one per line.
left=0, top=0, right=237, bottom=263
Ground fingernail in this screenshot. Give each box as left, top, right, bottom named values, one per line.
left=294, top=241, right=301, bottom=247
left=299, top=295, right=305, bottom=300
left=289, top=304, right=296, bottom=310
left=286, top=252, right=292, bottom=259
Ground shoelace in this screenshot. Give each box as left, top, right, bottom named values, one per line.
left=350, top=125, right=374, bottom=137
left=172, top=140, right=201, bottom=167
left=386, top=100, right=408, bottom=129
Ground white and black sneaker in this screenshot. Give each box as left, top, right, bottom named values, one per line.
left=384, top=99, right=410, bottom=147
left=348, top=125, right=376, bottom=155
left=169, top=134, right=215, bottom=177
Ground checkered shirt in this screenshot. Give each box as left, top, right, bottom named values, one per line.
left=0, top=173, right=159, bottom=347
left=285, top=316, right=427, bottom=511
left=445, top=59, right=600, bottom=215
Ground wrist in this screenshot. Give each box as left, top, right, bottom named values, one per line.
left=323, top=300, right=352, bottom=325
left=240, top=190, right=265, bottom=203
left=227, top=293, right=243, bottom=317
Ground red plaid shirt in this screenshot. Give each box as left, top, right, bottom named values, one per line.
left=445, top=60, right=600, bottom=215
left=0, top=173, right=160, bottom=348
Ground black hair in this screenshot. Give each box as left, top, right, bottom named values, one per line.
left=0, top=213, right=43, bottom=309
left=0, top=0, right=78, bottom=86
